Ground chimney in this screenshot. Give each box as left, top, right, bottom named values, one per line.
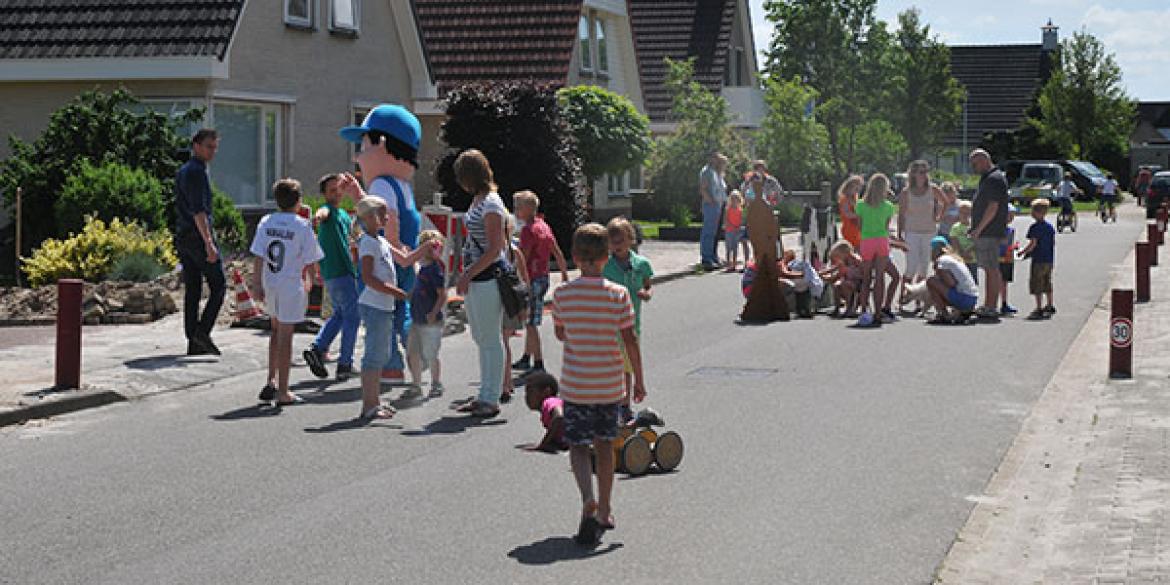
left=1042, top=19, right=1059, bottom=51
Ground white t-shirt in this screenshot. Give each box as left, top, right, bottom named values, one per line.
left=1057, top=179, right=1075, bottom=200
left=1102, top=178, right=1118, bottom=196
left=357, top=233, right=398, bottom=311
left=368, top=176, right=414, bottom=216
left=462, top=192, right=507, bottom=267
left=249, top=212, right=323, bottom=289
left=937, top=254, right=979, bottom=297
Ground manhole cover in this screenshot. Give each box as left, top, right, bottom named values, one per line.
left=686, top=367, right=778, bottom=379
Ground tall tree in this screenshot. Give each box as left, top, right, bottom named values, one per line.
left=557, top=85, right=652, bottom=193
left=888, top=8, right=964, bottom=159
left=1030, top=30, right=1136, bottom=161
left=763, top=0, right=894, bottom=174
left=756, top=76, right=832, bottom=188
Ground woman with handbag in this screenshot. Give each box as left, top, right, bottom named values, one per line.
left=453, top=150, right=508, bottom=418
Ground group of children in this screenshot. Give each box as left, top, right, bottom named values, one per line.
left=817, top=170, right=1058, bottom=326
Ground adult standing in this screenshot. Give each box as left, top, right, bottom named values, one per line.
left=1133, top=168, right=1151, bottom=210
left=897, top=160, right=946, bottom=313
left=175, top=129, right=226, bottom=356
left=739, top=159, right=784, bottom=205
left=339, top=104, right=422, bottom=385
left=968, top=149, right=1009, bottom=320
left=453, top=149, right=506, bottom=418
left=699, top=152, right=728, bottom=270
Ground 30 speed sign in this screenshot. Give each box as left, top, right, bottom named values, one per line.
left=1110, top=317, right=1133, bottom=348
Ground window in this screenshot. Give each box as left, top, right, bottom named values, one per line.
left=129, top=99, right=202, bottom=136
left=595, top=18, right=608, bottom=73
left=284, top=0, right=312, bottom=28
left=211, top=102, right=282, bottom=206
left=331, top=0, right=359, bottom=33
left=579, top=15, right=592, bottom=71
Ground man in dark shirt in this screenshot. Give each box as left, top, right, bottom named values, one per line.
left=176, top=129, right=226, bottom=356
left=968, top=148, right=1009, bottom=320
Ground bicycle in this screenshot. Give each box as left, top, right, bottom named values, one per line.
left=1097, top=198, right=1116, bottom=223
left=1056, top=199, right=1077, bottom=233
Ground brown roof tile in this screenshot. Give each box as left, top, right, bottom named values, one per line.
left=0, top=0, right=244, bottom=61
left=944, top=44, right=1052, bottom=148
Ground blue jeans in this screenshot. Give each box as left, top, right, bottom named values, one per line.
left=700, top=201, right=722, bottom=265
left=313, top=275, right=360, bottom=367
left=383, top=266, right=415, bottom=372
left=359, top=303, right=395, bottom=371
left=466, top=280, right=503, bottom=406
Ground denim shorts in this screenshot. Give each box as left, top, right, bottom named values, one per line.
left=946, top=288, right=978, bottom=311
left=527, top=275, right=550, bottom=326
left=358, top=303, right=395, bottom=371
left=563, top=402, right=620, bottom=445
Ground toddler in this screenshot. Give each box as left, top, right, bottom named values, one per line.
left=723, top=190, right=749, bottom=271
left=406, top=229, right=447, bottom=396
left=1018, top=199, right=1057, bottom=320
left=522, top=371, right=568, bottom=453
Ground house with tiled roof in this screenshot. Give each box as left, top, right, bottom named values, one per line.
left=1130, top=102, right=1170, bottom=176
left=0, top=0, right=758, bottom=223
left=927, top=22, right=1060, bottom=173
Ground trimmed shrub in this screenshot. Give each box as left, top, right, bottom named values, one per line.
left=22, top=216, right=177, bottom=286
left=108, top=250, right=168, bottom=282
left=435, top=81, right=586, bottom=254
left=211, top=187, right=247, bottom=255
left=55, top=160, right=168, bottom=237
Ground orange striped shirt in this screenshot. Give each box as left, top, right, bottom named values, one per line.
left=551, top=277, right=635, bottom=404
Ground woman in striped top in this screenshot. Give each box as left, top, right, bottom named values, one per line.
left=453, top=149, right=507, bottom=418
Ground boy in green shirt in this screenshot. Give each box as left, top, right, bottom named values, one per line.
left=304, top=174, right=360, bottom=380
left=603, top=217, right=653, bottom=424
left=948, top=200, right=979, bottom=284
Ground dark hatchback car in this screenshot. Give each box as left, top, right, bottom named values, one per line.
left=1148, top=171, right=1170, bottom=219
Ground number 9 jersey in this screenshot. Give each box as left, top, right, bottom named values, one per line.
left=249, top=211, right=325, bottom=322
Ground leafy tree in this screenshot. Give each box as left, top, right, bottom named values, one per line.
left=646, top=58, right=750, bottom=218
left=0, top=89, right=204, bottom=255
left=756, top=76, right=832, bottom=188
left=56, top=160, right=168, bottom=236
left=763, top=0, right=895, bottom=174
left=1030, top=30, right=1136, bottom=161
left=434, top=81, right=585, bottom=252
left=557, top=86, right=651, bottom=191
left=846, top=119, right=908, bottom=176
left=887, top=8, right=964, bottom=159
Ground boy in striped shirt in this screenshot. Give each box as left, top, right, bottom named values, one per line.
left=552, top=223, right=647, bottom=546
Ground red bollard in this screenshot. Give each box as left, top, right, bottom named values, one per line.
left=1152, top=222, right=1164, bottom=248
left=55, top=279, right=83, bottom=389
left=1158, top=207, right=1168, bottom=236
left=1150, top=226, right=1160, bottom=267
left=1109, top=289, right=1134, bottom=379
left=1136, top=243, right=1151, bottom=303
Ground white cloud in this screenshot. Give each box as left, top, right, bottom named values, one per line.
left=1081, top=4, right=1170, bottom=99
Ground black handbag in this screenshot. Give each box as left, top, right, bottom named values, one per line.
left=472, top=235, right=530, bottom=318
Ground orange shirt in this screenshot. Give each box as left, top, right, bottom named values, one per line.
left=725, top=207, right=743, bottom=232
left=839, top=199, right=861, bottom=248
left=551, top=277, right=635, bottom=404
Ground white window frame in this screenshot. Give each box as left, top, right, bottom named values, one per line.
left=284, top=0, right=314, bottom=29
left=209, top=99, right=285, bottom=207
left=330, top=0, right=360, bottom=34
left=579, top=15, right=593, bottom=72
left=135, top=97, right=204, bottom=137
left=594, top=16, right=608, bottom=74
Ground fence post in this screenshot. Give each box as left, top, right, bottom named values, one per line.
left=55, top=279, right=83, bottom=390
left=1136, top=242, right=1151, bottom=303
left=1109, top=289, right=1134, bottom=379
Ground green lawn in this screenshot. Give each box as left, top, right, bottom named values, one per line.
left=636, top=220, right=702, bottom=239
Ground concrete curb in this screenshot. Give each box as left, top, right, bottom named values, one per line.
left=0, top=390, right=126, bottom=428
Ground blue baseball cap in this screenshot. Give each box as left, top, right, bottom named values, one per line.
left=931, top=235, right=950, bottom=250
left=339, top=104, right=421, bottom=151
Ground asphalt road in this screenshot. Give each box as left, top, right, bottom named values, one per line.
left=0, top=206, right=1146, bottom=585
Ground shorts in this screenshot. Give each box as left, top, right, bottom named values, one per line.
left=264, top=282, right=307, bottom=324
left=999, top=262, right=1014, bottom=283
left=358, top=303, right=395, bottom=371
left=975, top=238, right=1000, bottom=272
left=563, top=402, right=620, bottom=445
left=526, top=275, right=549, bottom=327
left=725, top=228, right=746, bottom=250
left=406, top=323, right=442, bottom=371
left=1030, top=263, right=1053, bottom=295
left=946, top=288, right=979, bottom=311
left=904, top=232, right=933, bottom=280
left=859, top=237, right=890, bottom=262
left=1100, top=194, right=1117, bottom=204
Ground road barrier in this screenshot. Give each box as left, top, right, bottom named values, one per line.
left=1109, top=288, right=1134, bottom=379
left=55, top=279, right=83, bottom=389
left=1136, top=243, right=1151, bottom=303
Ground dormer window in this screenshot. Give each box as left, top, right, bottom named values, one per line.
left=579, top=16, right=593, bottom=71
left=330, top=0, right=359, bottom=34
left=284, top=0, right=313, bottom=29
left=579, top=12, right=609, bottom=75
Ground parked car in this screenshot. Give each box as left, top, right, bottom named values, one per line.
left=1008, top=162, right=1063, bottom=204
left=1148, top=171, right=1170, bottom=219
left=1002, top=159, right=1106, bottom=201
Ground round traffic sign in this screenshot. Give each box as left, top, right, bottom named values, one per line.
left=1110, top=317, right=1133, bottom=348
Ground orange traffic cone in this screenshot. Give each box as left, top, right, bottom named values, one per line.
left=230, top=267, right=263, bottom=322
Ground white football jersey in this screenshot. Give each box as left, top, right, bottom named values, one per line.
left=249, top=212, right=324, bottom=286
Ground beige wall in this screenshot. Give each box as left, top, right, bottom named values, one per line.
left=0, top=79, right=209, bottom=162
left=413, top=114, right=446, bottom=208
left=213, top=0, right=415, bottom=206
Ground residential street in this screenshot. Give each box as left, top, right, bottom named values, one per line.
left=0, top=208, right=1146, bottom=585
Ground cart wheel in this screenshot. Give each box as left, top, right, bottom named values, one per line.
left=639, top=429, right=658, bottom=445
left=620, top=435, right=653, bottom=476
left=653, top=431, right=684, bottom=472
left=1071, top=213, right=1078, bottom=232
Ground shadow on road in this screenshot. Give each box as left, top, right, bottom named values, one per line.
left=124, top=354, right=216, bottom=370
left=507, top=537, right=622, bottom=565
left=303, top=417, right=403, bottom=433
left=401, top=415, right=507, bottom=437
left=209, top=404, right=284, bottom=421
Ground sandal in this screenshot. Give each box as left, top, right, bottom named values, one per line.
left=500, top=389, right=513, bottom=404
left=455, top=400, right=481, bottom=413
left=469, top=403, right=500, bottom=418
left=360, top=404, right=396, bottom=420
left=275, top=394, right=305, bottom=407
left=574, top=516, right=601, bottom=547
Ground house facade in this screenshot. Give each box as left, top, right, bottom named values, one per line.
left=0, top=0, right=759, bottom=225
left=1130, top=102, right=1170, bottom=178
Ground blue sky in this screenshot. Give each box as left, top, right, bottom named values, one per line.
left=747, top=1, right=1170, bottom=101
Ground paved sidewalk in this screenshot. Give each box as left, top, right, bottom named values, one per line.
left=938, top=223, right=1170, bottom=583
left=0, top=233, right=800, bottom=426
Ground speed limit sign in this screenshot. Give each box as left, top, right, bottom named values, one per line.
left=1111, top=317, right=1133, bottom=348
